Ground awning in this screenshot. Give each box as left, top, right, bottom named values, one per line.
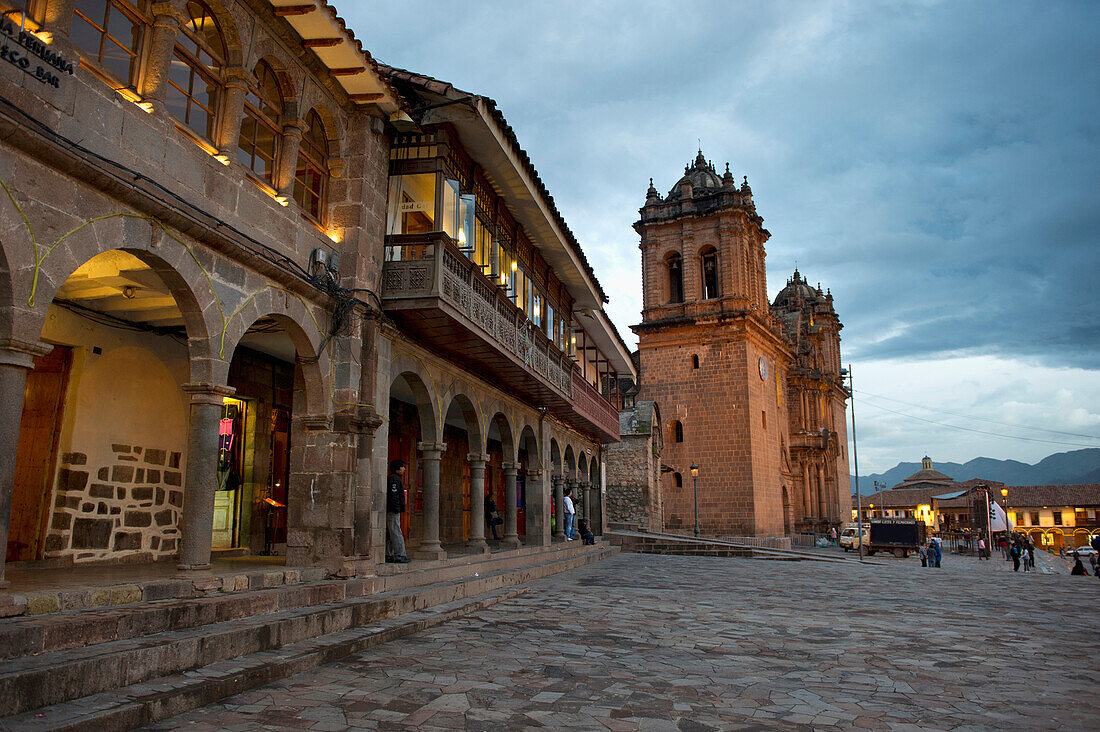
left=932, top=490, right=969, bottom=500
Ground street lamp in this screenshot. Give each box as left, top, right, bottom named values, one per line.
left=869, top=503, right=875, bottom=519
left=1001, top=488, right=1010, bottom=559
left=690, top=463, right=700, bottom=538
left=843, top=365, right=863, bottom=562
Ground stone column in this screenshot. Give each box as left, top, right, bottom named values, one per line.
left=274, top=118, right=305, bottom=196
left=584, top=482, right=594, bottom=524
left=501, top=462, right=521, bottom=550
left=176, top=383, right=235, bottom=577
left=140, top=3, right=185, bottom=108
left=568, top=479, right=580, bottom=532
left=216, top=66, right=252, bottom=156
left=525, top=469, right=549, bottom=547
left=352, top=412, right=381, bottom=557
left=41, top=0, right=77, bottom=38
left=466, top=453, right=490, bottom=554
left=0, top=341, right=50, bottom=588
left=552, top=475, right=565, bottom=541
left=817, top=464, right=827, bottom=519
left=414, top=441, right=446, bottom=560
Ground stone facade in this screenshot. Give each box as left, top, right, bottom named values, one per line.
left=604, top=401, right=663, bottom=532
left=617, top=152, right=850, bottom=538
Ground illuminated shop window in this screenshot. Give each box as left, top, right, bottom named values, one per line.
left=386, top=173, right=435, bottom=237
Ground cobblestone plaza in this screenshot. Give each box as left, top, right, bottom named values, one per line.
left=149, top=552, right=1100, bottom=731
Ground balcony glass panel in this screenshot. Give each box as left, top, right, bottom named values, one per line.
left=387, top=173, right=436, bottom=238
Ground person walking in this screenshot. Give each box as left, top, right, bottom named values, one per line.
left=1010, top=541, right=1021, bottom=572
left=978, top=537, right=987, bottom=560
left=829, top=527, right=838, bottom=546
left=563, top=486, right=576, bottom=540
left=1027, top=541, right=1036, bottom=569
left=919, top=544, right=927, bottom=567
left=933, top=537, right=942, bottom=568
left=386, top=460, right=410, bottom=564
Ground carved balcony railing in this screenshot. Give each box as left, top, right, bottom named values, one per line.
left=571, top=367, right=621, bottom=440
left=382, top=232, right=573, bottom=398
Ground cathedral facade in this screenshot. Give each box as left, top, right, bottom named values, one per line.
left=607, top=152, right=850, bottom=538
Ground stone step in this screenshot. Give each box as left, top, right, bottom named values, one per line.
left=0, top=586, right=529, bottom=732
left=0, top=544, right=616, bottom=720
left=0, top=540, right=605, bottom=662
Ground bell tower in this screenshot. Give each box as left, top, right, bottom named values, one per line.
left=632, top=151, right=793, bottom=537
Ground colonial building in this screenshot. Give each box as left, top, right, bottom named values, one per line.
left=606, top=152, right=849, bottom=538
left=857, top=457, right=1100, bottom=551
left=0, top=0, right=630, bottom=599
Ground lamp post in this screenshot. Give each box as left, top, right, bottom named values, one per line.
left=843, top=365, right=863, bottom=562
left=1001, top=488, right=1010, bottom=560
left=690, top=463, right=700, bottom=538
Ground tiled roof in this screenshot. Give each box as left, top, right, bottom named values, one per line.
left=855, top=480, right=1100, bottom=509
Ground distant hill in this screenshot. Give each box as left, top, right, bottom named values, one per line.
left=851, top=448, right=1100, bottom=495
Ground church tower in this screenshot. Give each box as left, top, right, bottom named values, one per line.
left=771, top=271, right=851, bottom=531
left=632, top=151, right=794, bottom=536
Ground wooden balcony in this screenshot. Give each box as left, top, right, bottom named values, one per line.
left=381, top=233, right=620, bottom=442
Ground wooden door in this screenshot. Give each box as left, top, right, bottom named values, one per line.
left=8, top=346, right=70, bottom=562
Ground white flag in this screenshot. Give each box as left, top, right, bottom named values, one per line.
left=990, top=500, right=1014, bottom=532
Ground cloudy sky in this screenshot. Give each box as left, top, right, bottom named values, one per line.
left=348, top=0, right=1100, bottom=474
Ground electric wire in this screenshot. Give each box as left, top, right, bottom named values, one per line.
left=858, top=390, right=1100, bottom=441
left=857, top=398, right=1100, bottom=449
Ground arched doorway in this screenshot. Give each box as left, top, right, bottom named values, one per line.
left=550, top=439, right=562, bottom=539
left=9, top=249, right=204, bottom=565
left=440, top=395, right=480, bottom=546
left=388, top=372, right=436, bottom=555
left=517, top=425, right=539, bottom=541
left=486, top=412, right=515, bottom=547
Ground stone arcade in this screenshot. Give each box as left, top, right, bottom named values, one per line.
left=0, top=0, right=631, bottom=607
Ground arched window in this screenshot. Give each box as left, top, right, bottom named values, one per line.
left=237, top=60, right=283, bottom=181
left=701, top=247, right=719, bottom=299
left=671, top=420, right=683, bottom=444
left=691, top=354, right=699, bottom=369
left=294, top=108, right=329, bottom=221
left=666, top=252, right=683, bottom=304
left=674, top=472, right=682, bottom=489
left=166, top=0, right=227, bottom=142
left=70, top=0, right=149, bottom=88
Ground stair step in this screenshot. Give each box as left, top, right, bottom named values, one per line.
left=1, top=587, right=528, bottom=732
left=0, top=544, right=616, bottom=719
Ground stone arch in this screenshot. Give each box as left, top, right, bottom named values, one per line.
left=699, top=244, right=720, bottom=299
left=389, top=369, right=438, bottom=445
left=195, top=0, right=244, bottom=67
left=578, top=452, right=588, bottom=480
left=442, top=391, right=482, bottom=449
left=220, top=290, right=328, bottom=417
left=550, top=438, right=562, bottom=475
left=517, top=425, right=539, bottom=472
left=250, top=53, right=299, bottom=119
left=588, top=457, right=598, bottom=486
left=487, top=411, right=515, bottom=463
left=563, top=445, right=576, bottom=479
left=5, top=213, right=219, bottom=381
left=302, top=103, right=343, bottom=163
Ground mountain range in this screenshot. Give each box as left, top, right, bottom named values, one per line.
left=851, top=449, right=1100, bottom=495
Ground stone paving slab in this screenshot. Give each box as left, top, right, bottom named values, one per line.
left=147, top=553, right=1098, bottom=730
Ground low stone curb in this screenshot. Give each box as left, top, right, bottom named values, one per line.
left=0, top=587, right=529, bottom=732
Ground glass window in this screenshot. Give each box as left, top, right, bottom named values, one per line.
left=1030, top=512, right=1039, bottom=526
left=2, top=0, right=44, bottom=27
left=237, top=60, right=283, bottom=181
left=71, top=0, right=147, bottom=88
left=293, top=109, right=329, bottom=221
left=166, top=0, right=226, bottom=142
left=545, top=301, right=554, bottom=340
left=473, top=218, right=492, bottom=272
left=441, top=178, right=459, bottom=240
left=1053, top=512, right=1063, bottom=526
left=386, top=173, right=435, bottom=235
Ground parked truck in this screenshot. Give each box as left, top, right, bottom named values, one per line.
left=866, top=518, right=927, bottom=558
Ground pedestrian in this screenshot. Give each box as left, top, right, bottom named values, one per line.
left=1010, top=541, right=1021, bottom=572
left=563, top=486, right=576, bottom=540
left=933, top=537, right=942, bottom=568
left=386, top=460, right=410, bottom=564
left=829, top=527, right=838, bottom=546
left=919, top=544, right=927, bottom=567
left=484, top=490, right=501, bottom=541
left=978, top=537, right=987, bottom=560
left=1071, top=559, right=1087, bottom=576
left=1027, top=541, right=1036, bottom=569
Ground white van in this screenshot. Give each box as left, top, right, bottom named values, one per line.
left=840, top=525, right=869, bottom=551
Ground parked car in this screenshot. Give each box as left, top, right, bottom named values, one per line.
left=1067, top=545, right=1097, bottom=558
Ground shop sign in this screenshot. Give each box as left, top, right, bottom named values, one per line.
left=0, top=18, right=74, bottom=89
